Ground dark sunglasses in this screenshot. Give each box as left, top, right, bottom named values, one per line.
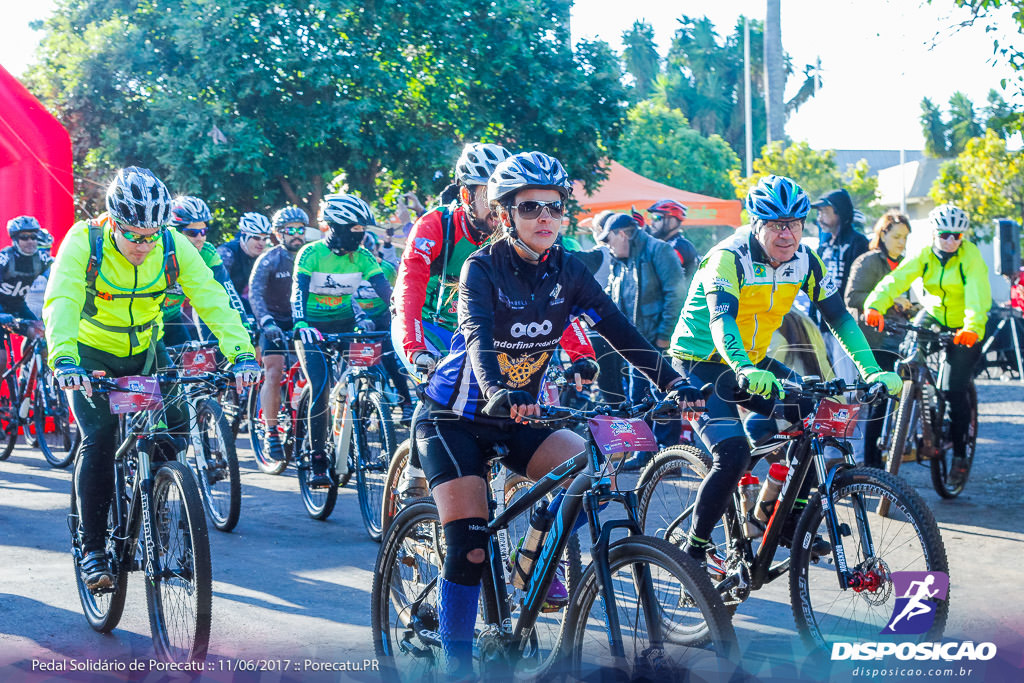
left=512, top=200, right=564, bottom=220
left=938, top=232, right=963, bottom=240
left=116, top=221, right=163, bottom=244
left=181, top=227, right=208, bottom=237
left=278, top=226, right=306, bottom=236
left=14, top=233, right=39, bottom=242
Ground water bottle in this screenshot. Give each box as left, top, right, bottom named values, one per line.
left=738, top=472, right=763, bottom=538
left=512, top=506, right=554, bottom=589
left=754, top=463, right=789, bottom=527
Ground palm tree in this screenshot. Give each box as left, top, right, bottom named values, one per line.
left=763, top=0, right=785, bottom=143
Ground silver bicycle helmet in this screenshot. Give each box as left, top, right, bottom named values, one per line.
left=319, top=194, right=376, bottom=228
left=455, top=142, right=513, bottom=187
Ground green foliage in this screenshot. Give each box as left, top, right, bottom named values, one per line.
left=729, top=141, right=880, bottom=223
left=919, top=89, right=1016, bottom=158
left=24, top=0, right=627, bottom=228
left=617, top=102, right=740, bottom=198
left=621, top=21, right=660, bottom=101
left=930, top=129, right=1024, bottom=239
left=920, top=98, right=949, bottom=157
left=947, top=92, right=984, bottom=155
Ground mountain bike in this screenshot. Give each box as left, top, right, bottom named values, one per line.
left=877, top=323, right=978, bottom=507
left=636, top=377, right=949, bottom=653
left=0, top=319, right=79, bottom=467
left=296, top=332, right=396, bottom=530
left=247, top=347, right=306, bottom=475
left=68, top=372, right=212, bottom=663
left=371, top=397, right=737, bottom=681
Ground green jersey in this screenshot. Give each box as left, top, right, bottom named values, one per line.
left=292, top=243, right=383, bottom=326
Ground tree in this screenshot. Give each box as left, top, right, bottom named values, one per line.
left=920, top=97, right=949, bottom=157
left=730, top=141, right=880, bottom=223
left=617, top=102, right=740, bottom=198
left=984, top=88, right=1018, bottom=138
left=763, top=0, right=785, bottom=143
left=931, top=129, right=1024, bottom=238
left=947, top=91, right=984, bottom=155
left=24, top=0, right=627, bottom=232
left=622, top=21, right=660, bottom=101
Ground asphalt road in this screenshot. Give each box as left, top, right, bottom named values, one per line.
left=2, top=379, right=1023, bottom=682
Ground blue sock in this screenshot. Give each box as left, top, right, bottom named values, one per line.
left=437, top=577, right=479, bottom=676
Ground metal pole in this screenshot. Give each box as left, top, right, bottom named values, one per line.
left=744, top=16, right=753, bottom=177
left=899, top=148, right=907, bottom=214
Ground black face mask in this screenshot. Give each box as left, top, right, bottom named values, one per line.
left=327, top=227, right=363, bottom=254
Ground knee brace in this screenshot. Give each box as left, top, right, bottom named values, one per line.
left=710, top=436, right=752, bottom=481
left=442, top=517, right=490, bottom=586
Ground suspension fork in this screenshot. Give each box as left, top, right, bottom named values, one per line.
left=813, top=437, right=875, bottom=588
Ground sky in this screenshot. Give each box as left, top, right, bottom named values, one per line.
left=1, top=0, right=1021, bottom=152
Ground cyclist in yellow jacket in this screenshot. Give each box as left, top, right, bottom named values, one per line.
left=864, top=203, right=991, bottom=485
left=43, top=166, right=260, bottom=590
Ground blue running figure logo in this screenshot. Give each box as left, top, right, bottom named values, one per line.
left=881, top=571, right=949, bottom=635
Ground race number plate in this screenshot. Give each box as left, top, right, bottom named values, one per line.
left=347, top=342, right=382, bottom=367
left=587, top=416, right=659, bottom=455
left=109, top=376, right=164, bottom=414
left=811, top=399, right=861, bottom=438
left=181, top=348, right=217, bottom=377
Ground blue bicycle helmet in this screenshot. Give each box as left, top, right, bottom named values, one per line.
left=6, top=215, right=42, bottom=240
left=170, top=196, right=212, bottom=226
left=271, top=206, right=309, bottom=229
left=745, top=175, right=810, bottom=222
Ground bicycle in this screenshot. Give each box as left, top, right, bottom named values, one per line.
left=0, top=318, right=79, bottom=467
left=371, top=396, right=737, bottom=681
left=877, top=322, right=978, bottom=506
left=636, top=377, right=949, bottom=653
left=296, top=332, right=397, bottom=531
left=168, top=341, right=242, bottom=532
left=68, top=372, right=213, bottom=663
left=247, top=344, right=307, bottom=476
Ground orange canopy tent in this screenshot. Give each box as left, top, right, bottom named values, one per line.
left=573, top=161, right=742, bottom=227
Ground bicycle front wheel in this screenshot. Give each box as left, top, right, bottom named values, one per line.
left=381, top=439, right=411, bottom=534
left=355, top=390, right=397, bottom=541
left=561, top=535, right=738, bottom=680
left=930, top=382, right=977, bottom=499
left=247, top=382, right=289, bottom=475
left=790, top=466, right=949, bottom=652
left=192, top=399, right=241, bottom=532
left=145, top=461, right=213, bottom=663
left=0, top=375, right=18, bottom=460
left=36, top=371, right=80, bottom=468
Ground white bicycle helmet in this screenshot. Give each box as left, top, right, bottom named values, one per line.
left=238, top=212, right=272, bottom=237
left=319, top=193, right=376, bottom=228
left=928, top=204, right=970, bottom=232
left=105, top=166, right=173, bottom=229
left=455, top=142, right=512, bottom=187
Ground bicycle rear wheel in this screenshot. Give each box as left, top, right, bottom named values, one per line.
left=296, top=389, right=338, bottom=520
left=561, top=535, right=738, bottom=680
left=355, top=390, right=396, bottom=541
left=381, top=439, right=411, bottom=533
left=930, top=382, right=977, bottom=499
left=35, top=370, right=80, bottom=468
left=69, top=479, right=129, bottom=632
left=0, top=375, right=18, bottom=460
left=192, top=399, right=241, bottom=532
left=790, top=466, right=949, bottom=652
left=372, top=501, right=447, bottom=682
left=145, top=461, right=212, bottom=663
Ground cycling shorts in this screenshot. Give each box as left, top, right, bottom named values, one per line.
left=415, top=406, right=556, bottom=489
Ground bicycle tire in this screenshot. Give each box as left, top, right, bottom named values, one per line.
left=296, top=388, right=338, bottom=520
left=560, top=535, right=739, bottom=679
left=355, top=390, right=397, bottom=541
left=381, top=439, right=412, bottom=533
left=372, top=500, right=447, bottom=681
left=790, top=466, right=949, bottom=652
left=145, top=461, right=212, bottom=663
left=193, top=399, right=241, bottom=532
left=0, top=374, right=18, bottom=460
left=36, top=371, right=79, bottom=468
left=930, top=381, right=977, bottom=499
left=69, top=478, right=129, bottom=632
left=879, top=381, right=918, bottom=517
left=247, top=382, right=289, bottom=475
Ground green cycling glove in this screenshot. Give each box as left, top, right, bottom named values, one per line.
left=865, top=370, right=903, bottom=397
left=737, top=366, right=785, bottom=399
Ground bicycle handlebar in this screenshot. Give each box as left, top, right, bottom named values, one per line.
left=884, top=321, right=955, bottom=345
left=90, top=370, right=234, bottom=394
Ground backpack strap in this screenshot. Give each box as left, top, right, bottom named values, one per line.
left=430, top=207, right=457, bottom=319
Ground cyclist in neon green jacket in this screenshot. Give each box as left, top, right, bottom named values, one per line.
left=864, top=203, right=991, bottom=485
left=43, top=167, right=260, bottom=591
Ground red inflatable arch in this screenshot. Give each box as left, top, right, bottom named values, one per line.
left=0, top=64, right=74, bottom=249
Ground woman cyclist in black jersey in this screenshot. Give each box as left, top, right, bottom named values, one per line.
left=417, top=151, right=705, bottom=677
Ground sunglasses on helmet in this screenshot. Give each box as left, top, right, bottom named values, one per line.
left=512, top=200, right=564, bottom=220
